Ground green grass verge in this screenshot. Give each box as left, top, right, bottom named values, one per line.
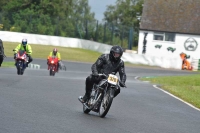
left=4, top=42, right=102, bottom=63
left=140, top=75, right=200, bottom=109
left=1, top=61, right=15, bottom=67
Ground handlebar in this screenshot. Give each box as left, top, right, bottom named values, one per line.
left=94, top=73, right=126, bottom=88
left=98, top=73, right=107, bottom=77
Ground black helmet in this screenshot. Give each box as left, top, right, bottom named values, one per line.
left=109, top=45, right=123, bottom=61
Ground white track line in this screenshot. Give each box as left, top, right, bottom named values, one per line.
left=135, top=76, right=139, bottom=80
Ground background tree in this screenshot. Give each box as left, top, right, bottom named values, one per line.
left=0, top=0, right=95, bottom=38
left=0, top=0, right=144, bottom=48
left=71, top=0, right=96, bottom=39
left=103, top=0, right=144, bottom=48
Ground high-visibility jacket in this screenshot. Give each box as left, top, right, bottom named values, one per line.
left=14, top=44, right=32, bottom=55
left=48, top=52, right=61, bottom=61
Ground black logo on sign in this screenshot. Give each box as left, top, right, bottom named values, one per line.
left=184, top=38, right=198, bottom=51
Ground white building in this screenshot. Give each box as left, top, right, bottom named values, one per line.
left=138, top=0, right=200, bottom=59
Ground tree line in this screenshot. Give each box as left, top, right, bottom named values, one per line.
left=0, top=0, right=144, bottom=49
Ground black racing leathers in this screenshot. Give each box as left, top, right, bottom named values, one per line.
left=84, top=54, right=126, bottom=98
left=0, top=39, right=5, bottom=67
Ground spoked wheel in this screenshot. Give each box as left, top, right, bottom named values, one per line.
left=99, top=93, right=113, bottom=118
left=78, top=96, right=91, bottom=114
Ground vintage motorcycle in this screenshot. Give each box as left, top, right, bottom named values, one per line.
left=78, top=73, right=126, bottom=118
left=14, top=50, right=28, bottom=75
left=48, top=56, right=59, bottom=76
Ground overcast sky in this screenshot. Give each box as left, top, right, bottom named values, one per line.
left=88, top=0, right=116, bottom=21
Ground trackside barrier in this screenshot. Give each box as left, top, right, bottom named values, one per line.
left=28, top=63, right=41, bottom=69
left=0, top=31, right=182, bottom=70
left=191, top=59, right=200, bottom=71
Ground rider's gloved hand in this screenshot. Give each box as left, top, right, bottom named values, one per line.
left=119, top=81, right=126, bottom=87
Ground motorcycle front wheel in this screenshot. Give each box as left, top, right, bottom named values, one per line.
left=99, top=92, right=113, bottom=118
left=50, top=69, right=55, bottom=76
left=17, top=67, right=24, bottom=75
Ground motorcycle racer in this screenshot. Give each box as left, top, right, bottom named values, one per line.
left=79, top=45, right=127, bottom=103
left=14, top=39, right=33, bottom=67
left=47, top=48, right=62, bottom=72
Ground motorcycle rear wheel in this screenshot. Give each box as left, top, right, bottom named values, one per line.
left=83, top=104, right=91, bottom=114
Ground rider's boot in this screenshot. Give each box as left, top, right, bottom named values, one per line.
left=26, top=62, right=29, bottom=67
left=79, top=78, right=93, bottom=103
left=82, top=94, right=89, bottom=102
left=79, top=88, right=91, bottom=103
left=79, top=93, right=90, bottom=103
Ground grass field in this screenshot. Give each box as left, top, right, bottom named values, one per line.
left=1, top=61, right=15, bottom=67
left=4, top=42, right=102, bottom=63
left=141, top=75, right=200, bottom=109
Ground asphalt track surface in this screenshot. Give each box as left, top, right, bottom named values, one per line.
left=0, top=58, right=200, bottom=133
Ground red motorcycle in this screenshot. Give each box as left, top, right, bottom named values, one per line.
left=48, top=56, right=59, bottom=76
left=14, top=50, right=28, bottom=75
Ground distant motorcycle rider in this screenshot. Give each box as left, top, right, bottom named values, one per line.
left=79, top=45, right=127, bottom=103
left=0, top=39, right=6, bottom=67
left=47, top=48, right=62, bottom=72
left=14, top=39, right=33, bottom=67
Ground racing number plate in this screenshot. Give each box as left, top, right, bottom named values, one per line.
left=107, top=74, right=118, bottom=85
